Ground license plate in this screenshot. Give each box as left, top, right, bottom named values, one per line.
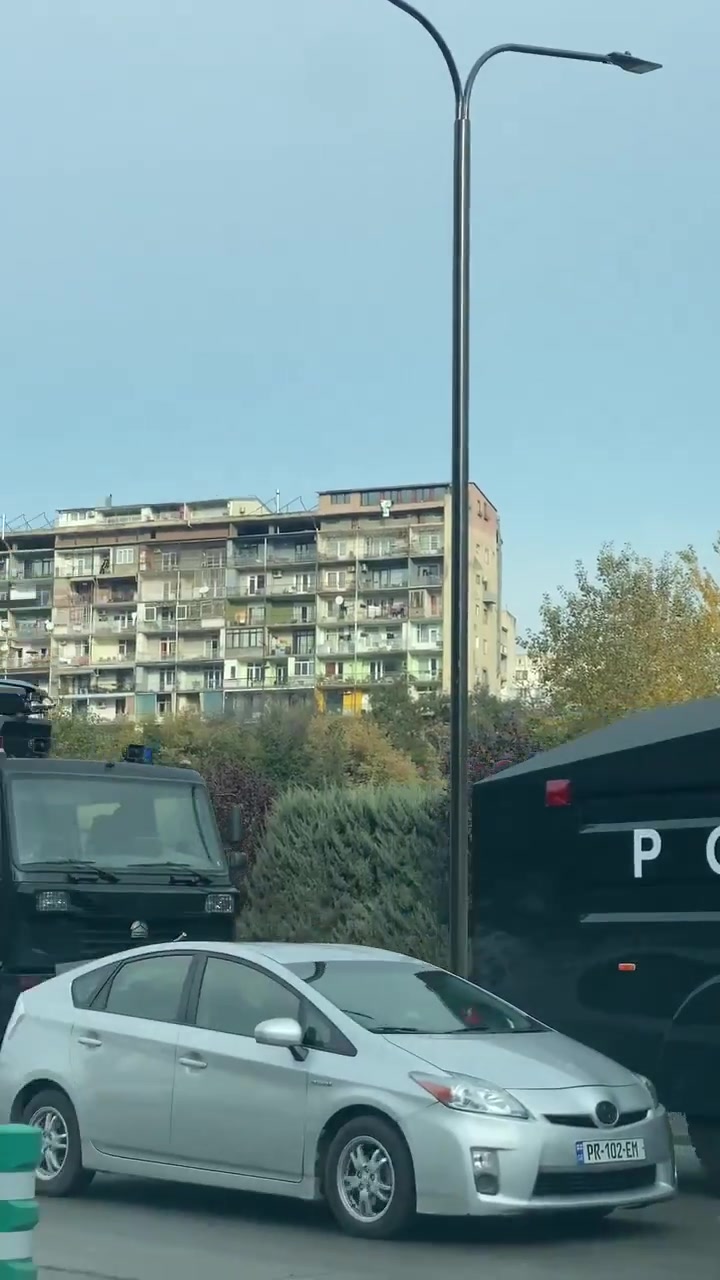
left=576, top=1138, right=646, bottom=1165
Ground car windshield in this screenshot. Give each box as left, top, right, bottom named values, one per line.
left=6, top=775, right=227, bottom=872
left=285, top=959, right=544, bottom=1034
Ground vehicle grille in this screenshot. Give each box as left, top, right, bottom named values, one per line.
left=77, top=920, right=181, bottom=959
left=533, top=1165, right=657, bottom=1198
left=77, top=915, right=231, bottom=959
left=545, top=1110, right=648, bottom=1129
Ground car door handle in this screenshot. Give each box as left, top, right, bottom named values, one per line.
left=77, top=1035, right=102, bottom=1048
left=178, top=1055, right=207, bottom=1070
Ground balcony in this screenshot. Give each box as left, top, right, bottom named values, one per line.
left=360, top=538, right=409, bottom=560
left=359, top=602, right=407, bottom=623
left=409, top=572, right=443, bottom=590
left=357, top=637, right=404, bottom=655
left=11, top=619, right=52, bottom=637
left=409, top=534, right=444, bottom=556
left=317, top=640, right=355, bottom=657
left=56, top=654, right=90, bottom=668
left=224, top=674, right=315, bottom=691
left=231, top=544, right=317, bottom=569
left=409, top=668, right=442, bottom=685
left=8, top=588, right=52, bottom=610
left=94, top=619, right=137, bottom=635
left=95, top=588, right=137, bottom=606
left=267, top=578, right=316, bottom=598
left=408, top=634, right=443, bottom=651
left=6, top=653, right=50, bottom=672
left=93, top=653, right=135, bottom=667
left=358, top=575, right=409, bottom=593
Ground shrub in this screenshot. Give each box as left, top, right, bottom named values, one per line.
left=237, top=783, right=448, bottom=965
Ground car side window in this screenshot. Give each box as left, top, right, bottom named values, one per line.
left=72, top=962, right=119, bottom=1010
left=194, top=957, right=353, bottom=1053
left=97, top=954, right=193, bottom=1023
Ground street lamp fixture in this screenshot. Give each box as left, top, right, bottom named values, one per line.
left=383, top=4, right=661, bottom=977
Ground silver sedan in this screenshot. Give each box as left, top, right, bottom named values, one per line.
left=0, top=941, right=676, bottom=1238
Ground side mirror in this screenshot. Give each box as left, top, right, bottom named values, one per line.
left=229, top=804, right=243, bottom=846
left=254, top=1017, right=303, bottom=1048
left=254, top=1016, right=308, bottom=1060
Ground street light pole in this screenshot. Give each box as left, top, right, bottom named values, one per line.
left=383, top=4, right=660, bottom=977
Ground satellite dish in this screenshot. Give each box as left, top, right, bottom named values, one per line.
left=335, top=595, right=344, bottom=606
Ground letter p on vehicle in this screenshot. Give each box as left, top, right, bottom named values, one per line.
left=633, top=829, right=661, bottom=879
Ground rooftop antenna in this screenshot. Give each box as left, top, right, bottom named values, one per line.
left=275, top=489, right=280, bottom=514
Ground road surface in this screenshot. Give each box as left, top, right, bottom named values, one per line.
left=35, top=1147, right=718, bottom=1280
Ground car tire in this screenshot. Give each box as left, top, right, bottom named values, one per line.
left=324, top=1114, right=416, bottom=1240
left=22, top=1088, right=94, bottom=1197
left=687, top=1118, right=720, bottom=1192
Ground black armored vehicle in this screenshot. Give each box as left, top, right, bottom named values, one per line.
left=472, top=697, right=720, bottom=1185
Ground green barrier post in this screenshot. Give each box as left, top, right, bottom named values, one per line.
left=0, top=1126, right=41, bottom=1279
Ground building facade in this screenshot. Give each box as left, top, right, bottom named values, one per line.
left=0, top=483, right=503, bottom=720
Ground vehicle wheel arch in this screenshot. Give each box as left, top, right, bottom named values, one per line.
left=314, top=1105, right=413, bottom=1197
left=11, top=1078, right=74, bottom=1123
left=656, top=973, right=720, bottom=1111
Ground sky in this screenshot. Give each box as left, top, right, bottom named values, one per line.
left=1, top=0, right=717, bottom=630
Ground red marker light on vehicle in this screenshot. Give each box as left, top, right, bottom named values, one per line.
left=618, top=963, right=636, bottom=972
left=545, top=778, right=572, bottom=807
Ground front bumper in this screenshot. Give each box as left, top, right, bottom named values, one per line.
left=406, top=1101, right=676, bottom=1217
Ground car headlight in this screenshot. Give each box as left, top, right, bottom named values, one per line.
left=636, top=1074, right=659, bottom=1109
left=411, top=1072, right=530, bottom=1119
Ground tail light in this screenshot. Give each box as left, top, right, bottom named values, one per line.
left=545, top=778, right=572, bottom=807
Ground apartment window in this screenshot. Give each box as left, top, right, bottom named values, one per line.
left=113, top=613, right=130, bottom=631
left=71, top=556, right=92, bottom=577
left=226, top=629, right=260, bottom=650
left=161, top=552, right=179, bottom=571
left=162, top=580, right=176, bottom=602
left=274, top=665, right=288, bottom=687
left=29, top=559, right=53, bottom=578
left=157, top=695, right=172, bottom=716
left=325, top=570, right=346, bottom=590
left=204, top=668, right=222, bottom=690
left=160, top=639, right=176, bottom=658
left=37, top=591, right=51, bottom=607
left=325, top=662, right=344, bottom=679
left=360, top=487, right=445, bottom=507
left=415, top=533, right=441, bottom=554
left=204, top=637, right=220, bottom=658
left=417, top=625, right=440, bottom=644
left=420, top=658, right=440, bottom=679
left=294, top=574, right=314, bottom=592
left=159, top=670, right=175, bottom=690
left=416, top=565, right=441, bottom=583
left=410, top=591, right=424, bottom=611
left=364, top=538, right=396, bottom=557
left=293, top=658, right=315, bottom=678
left=483, top=638, right=489, bottom=655
left=114, top=547, right=135, bottom=566
left=295, top=543, right=314, bottom=560
left=368, top=568, right=407, bottom=589
left=118, top=640, right=129, bottom=658
left=203, top=551, right=224, bottom=568
left=330, top=493, right=351, bottom=505
left=247, top=664, right=264, bottom=686
left=326, top=540, right=348, bottom=558
left=369, top=661, right=385, bottom=681
left=248, top=604, right=265, bottom=623
left=293, top=605, right=313, bottom=623
left=293, top=631, right=315, bottom=656
left=248, top=575, right=266, bottom=595
left=144, top=606, right=157, bottom=622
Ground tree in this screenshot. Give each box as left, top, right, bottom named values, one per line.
left=526, top=543, right=720, bottom=727
left=367, top=680, right=443, bottom=778
left=237, top=784, right=448, bottom=964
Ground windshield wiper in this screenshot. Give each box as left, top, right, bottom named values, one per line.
left=369, top=1025, right=425, bottom=1034
left=30, top=861, right=119, bottom=884
left=124, top=862, right=212, bottom=885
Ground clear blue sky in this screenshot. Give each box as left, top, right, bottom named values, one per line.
left=1, top=1, right=715, bottom=630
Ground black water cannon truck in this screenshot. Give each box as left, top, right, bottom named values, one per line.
left=0, top=678, right=52, bottom=758
left=472, top=696, right=720, bottom=1188
left=0, top=718, right=242, bottom=1034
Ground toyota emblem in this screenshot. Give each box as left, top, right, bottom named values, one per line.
left=130, top=920, right=149, bottom=940
left=595, top=1101, right=619, bottom=1127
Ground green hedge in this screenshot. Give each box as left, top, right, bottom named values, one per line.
left=237, top=784, right=449, bottom=966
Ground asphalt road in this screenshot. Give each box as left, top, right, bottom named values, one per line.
left=35, top=1147, right=718, bottom=1280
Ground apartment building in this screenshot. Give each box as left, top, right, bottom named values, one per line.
left=0, top=483, right=502, bottom=720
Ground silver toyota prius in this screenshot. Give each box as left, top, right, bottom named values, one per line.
left=0, top=941, right=676, bottom=1238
